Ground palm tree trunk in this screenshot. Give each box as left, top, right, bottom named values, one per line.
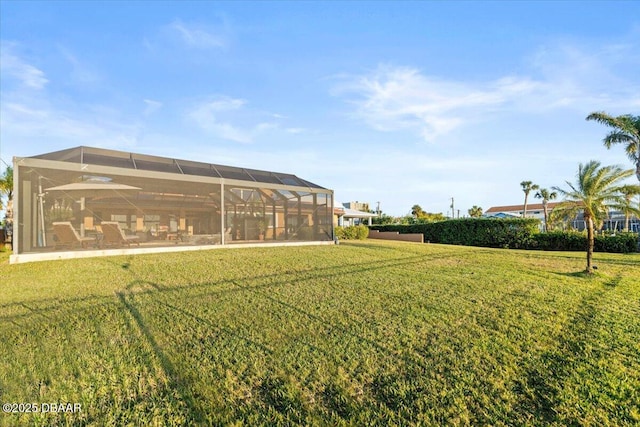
left=586, top=216, right=594, bottom=274
left=542, top=201, right=548, bottom=232
left=523, top=194, right=528, bottom=218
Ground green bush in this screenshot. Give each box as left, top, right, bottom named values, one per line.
left=370, top=218, right=540, bottom=249
left=355, top=225, right=369, bottom=240
left=530, top=231, right=587, bottom=251
left=335, top=225, right=369, bottom=240
left=369, top=221, right=638, bottom=253
left=531, top=231, right=638, bottom=253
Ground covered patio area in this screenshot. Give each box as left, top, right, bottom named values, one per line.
left=11, top=146, right=334, bottom=263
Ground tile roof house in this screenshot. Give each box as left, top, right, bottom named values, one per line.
left=484, top=202, right=562, bottom=220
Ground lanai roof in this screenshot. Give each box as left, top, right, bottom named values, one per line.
left=30, top=146, right=326, bottom=189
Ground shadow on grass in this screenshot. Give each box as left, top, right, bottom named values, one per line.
left=552, top=271, right=625, bottom=288
left=516, top=284, right=611, bottom=423
left=554, top=270, right=596, bottom=279
left=159, top=299, right=275, bottom=355
left=604, top=275, right=622, bottom=287
left=1, top=251, right=452, bottom=322
left=116, top=290, right=205, bottom=424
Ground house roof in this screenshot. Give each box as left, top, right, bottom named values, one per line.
left=333, top=202, right=378, bottom=218
left=30, top=146, right=326, bottom=189
left=485, top=202, right=562, bottom=213
left=485, top=212, right=521, bottom=218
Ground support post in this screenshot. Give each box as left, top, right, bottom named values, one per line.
left=220, top=182, right=225, bottom=244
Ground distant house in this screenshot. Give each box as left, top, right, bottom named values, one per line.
left=485, top=202, right=639, bottom=232
left=568, top=210, right=639, bottom=232
left=484, top=202, right=562, bottom=221
left=343, top=201, right=370, bottom=212
left=334, top=202, right=377, bottom=226
left=485, top=212, right=521, bottom=219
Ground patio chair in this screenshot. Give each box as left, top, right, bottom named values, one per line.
left=99, top=222, right=141, bottom=247
left=52, top=222, right=95, bottom=249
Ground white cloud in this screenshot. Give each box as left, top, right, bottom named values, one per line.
left=333, top=65, right=541, bottom=142
left=0, top=43, right=48, bottom=89
left=1, top=100, right=143, bottom=153
left=185, top=96, right=306, bottom=143
left=285, top=127, right=305, bottom=134
left=57, top=45, right=101, bottom=86
left=143, top=99, right=163, bottom=116
left=169, top=19, right=226, bottom=49
left=333, top=36, right=639, bottom=143
left=525, top=40, right=640, bottom=111
left=0, top=44, right=146, bottom=156
left=186, top=96, right=253, bottom=143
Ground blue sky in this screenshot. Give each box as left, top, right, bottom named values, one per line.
left=1, top=1, right=639, bottom=216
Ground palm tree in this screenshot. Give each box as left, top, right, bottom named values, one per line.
left=468, top=205, right=483, bottom=218
left=553, top=160, right=639, bottom=273
left=520, top=181, right=539, bottom=218
left=0, top=166, right=13, bottom=216
left=615, top=185, right=640, bottom=232
left=411, top=204, right=424, bottom=219
left=534, top=188, right=557, bottom=232
left=547, top=203, right=580, bottom=231
left=586, top=112, right=640, bottom=182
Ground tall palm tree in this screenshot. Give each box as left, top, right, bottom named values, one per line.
left=553, top=160, right=639, bottom=274
left=534, top=188, right=557, bottom=232
left=468, top=205, right=483, bottom=218
left=588, top=112, right=640, bottom=248
left=586, top=112, right=640, bottom=182
left=520, top=181, right=539, bottom=218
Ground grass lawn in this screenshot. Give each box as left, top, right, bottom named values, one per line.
left=1, top=241, right=639, bottom=426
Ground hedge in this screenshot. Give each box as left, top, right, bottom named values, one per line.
left=369, top=219, right=639, bottom=253
left=370, top=218, right=539, bottom=249
left=530, top=231, right=638, bottom=254
left=335, top=225, right=369, bottom=240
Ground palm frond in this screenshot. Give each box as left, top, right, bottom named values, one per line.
left=587, top=112, right=640, bottom=136
left=554, top=160, right=636, bottom=229
left=587, top=112, right=640, bottom=168
left=603, top=131, right=635, bottom=147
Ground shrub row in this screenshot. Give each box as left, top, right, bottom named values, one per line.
left=335, top=225, right=369, bottom=240
left=530, top=231, right=638, bottom=253
left=369, top=219, right=639, bottom=253
left=370, top=218, right=540, bottom=249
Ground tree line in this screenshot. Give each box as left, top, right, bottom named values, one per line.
left=374, top=111, right=640, bottom=274
left=520, top=112, right=640, bottom=273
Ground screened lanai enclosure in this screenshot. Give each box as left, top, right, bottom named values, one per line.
left=11, top=147, right=334, bottom=262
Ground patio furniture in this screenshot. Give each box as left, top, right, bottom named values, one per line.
left=52, top=222, right=95, bottom=249
left=99, top=222, right=141, bottom=247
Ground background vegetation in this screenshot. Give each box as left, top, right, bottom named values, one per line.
left=370, top=218, right=540, bottom=249
left=371, top=218, right=639, bottom=253
left=1, top=241, right=638, bottom=426
left=531, top=231, right=638, bottom=253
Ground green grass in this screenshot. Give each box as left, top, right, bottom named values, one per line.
left=1, top=241, right=639, bottom=426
